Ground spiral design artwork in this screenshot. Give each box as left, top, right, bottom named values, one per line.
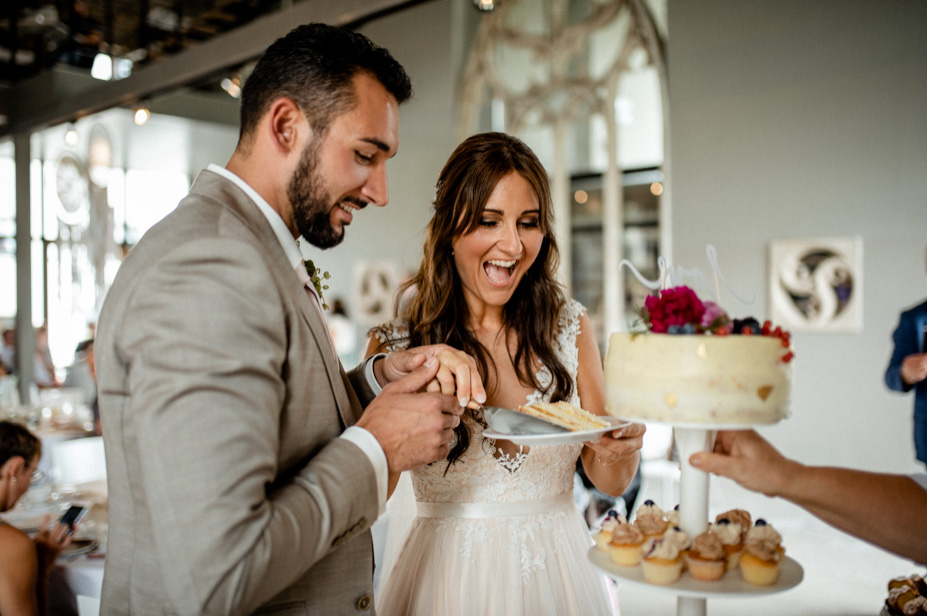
left=776, top=249, right=854, bottom=325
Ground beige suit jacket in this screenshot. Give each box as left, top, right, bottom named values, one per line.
left=96, top=170, right=381, bottom=615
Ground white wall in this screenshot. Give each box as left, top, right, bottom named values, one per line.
left=667, top=1, right=927, bottom=472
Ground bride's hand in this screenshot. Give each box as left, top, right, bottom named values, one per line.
left=585, top=422, right=646, bottom=465
left=380, top=344, right=486, bottom=409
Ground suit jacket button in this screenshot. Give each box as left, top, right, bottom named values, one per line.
left=357, top=595, right=372, bottom=610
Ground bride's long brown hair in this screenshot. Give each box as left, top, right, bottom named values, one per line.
left=376, top=132, right=572, bottom=465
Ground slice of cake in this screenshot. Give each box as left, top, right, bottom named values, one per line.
left=517, top=401, right=609, bottom=432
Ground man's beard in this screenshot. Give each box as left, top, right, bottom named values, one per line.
left=287, top=141, right=343, bottom=249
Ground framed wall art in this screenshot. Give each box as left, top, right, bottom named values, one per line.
left=768, top=236, right=863, bottom=333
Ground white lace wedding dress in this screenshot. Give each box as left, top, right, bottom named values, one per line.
left=373, top=300, right=613, bottom=616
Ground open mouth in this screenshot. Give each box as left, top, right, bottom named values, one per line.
left=483, top=259, right=517, bottom=285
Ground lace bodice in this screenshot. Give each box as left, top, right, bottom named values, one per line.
left=373, top=299, right=586, bottom=504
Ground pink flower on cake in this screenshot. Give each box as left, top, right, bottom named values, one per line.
left=644, top=286, right=705, bottom=333
left=700, top=301, right=728, bottom=329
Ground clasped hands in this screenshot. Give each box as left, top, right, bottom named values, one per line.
left=901, top=353, right=927, bottom=387
left=358, top=345, right=486, bottom=472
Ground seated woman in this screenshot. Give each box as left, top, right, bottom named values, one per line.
left=367, top=132, right=645, bottom=615
left=0, top=421, right=75, bottom=616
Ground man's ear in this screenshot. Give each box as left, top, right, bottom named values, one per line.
left=268, top=97, right=308, bottom=153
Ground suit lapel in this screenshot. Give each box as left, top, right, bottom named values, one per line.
left=190, top=170, right=358, bottom=429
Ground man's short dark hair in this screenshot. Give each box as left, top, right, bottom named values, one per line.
left=239, top=23, right=412, bottom=145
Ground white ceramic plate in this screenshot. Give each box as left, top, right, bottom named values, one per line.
left=60, top=538, right=99, bottom=559
left=483, top=416, right=631, bottom=447
left=0, top=503, right=62, bottom=532
left=588, top=547, right=803, bottom=597
left=612, top=417, right=782, bottom=430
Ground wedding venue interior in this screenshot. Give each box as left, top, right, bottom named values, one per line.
left=1, top=0, right=925, bottom=614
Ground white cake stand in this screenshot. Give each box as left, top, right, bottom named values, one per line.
left=674, top=425, right=717, bottom=616
left=590, top=421, right=803, bottom=616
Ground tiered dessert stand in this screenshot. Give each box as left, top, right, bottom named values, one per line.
left=588, top=423, right=803, bottom=616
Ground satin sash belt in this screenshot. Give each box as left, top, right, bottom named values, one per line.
left=415, top=491, right=573, bottom=519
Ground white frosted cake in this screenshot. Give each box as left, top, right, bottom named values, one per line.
left=604, top=333, right=791, bottom=425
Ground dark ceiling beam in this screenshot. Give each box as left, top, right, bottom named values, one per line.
left=1, top=0, right=418, bottom=138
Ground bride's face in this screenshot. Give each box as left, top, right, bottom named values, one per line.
left=451, top=172, right=545, bottom=311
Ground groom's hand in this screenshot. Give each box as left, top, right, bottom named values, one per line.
left=357, top=356, right=465, bottom=471
left=376, top=344, right=486, bottom=409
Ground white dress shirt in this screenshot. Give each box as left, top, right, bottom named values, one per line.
left=207, top=164, right=387, bottom=514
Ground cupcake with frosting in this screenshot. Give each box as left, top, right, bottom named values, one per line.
left=595, top=510, right=628, bottom=551
left=739, top=519, right=784, bottom=586
left=662, top=525, right=692, bottom=562
left=607, top=520, right=646, bottom=566
left=640, top=536, right=684, bottom=585
left=711, top=518, right=745, bottom=571
left=634, top=500, right=668, bottom=540
left=685, top=530, right=726, bottom=581
left=715, top=509, right=751, bottom=543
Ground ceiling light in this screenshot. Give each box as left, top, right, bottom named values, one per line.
left=90, top=53, right=113, bottom=80
left=474, top=0, right=497, bottom=11
left=64, top=125, right=79, bottom=146
left=134, top=105, right=151, bottom=126
left=220, top=76, right=242, bottom=99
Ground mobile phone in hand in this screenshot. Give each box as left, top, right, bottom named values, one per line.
left=59, top=505, right=87, bottom=530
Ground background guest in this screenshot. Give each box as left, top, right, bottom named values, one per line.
left=33, top=325, right=60, bottom=389
left=0, top=420, right=76, bottom=616
left=690, top=429, right=927, bottom=564
left=885, top=246, right=927, bottom=468
left=1, top=327, right=15, bottom=375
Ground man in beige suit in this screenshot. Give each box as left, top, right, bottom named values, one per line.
left=96, top=24, right=482, bottom=615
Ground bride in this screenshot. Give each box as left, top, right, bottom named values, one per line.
left=366, top=132, right=645, bottom=615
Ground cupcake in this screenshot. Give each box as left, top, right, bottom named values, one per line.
left=607, top=520, right=645, bottom=566
left=685, top=530, right=726, bottom=581
left=715, top=509, right=751, bottom=543
left=711, top=518, right=744, bottom=571
left=595, top=510, right=628, bottom=552
left=662, top=526, right=692, bottom=560
left=739, top=519, right=784, bottom=586
left=634, top=500, right=668, bottom=540
left=640, top=537, right=684, bottom=585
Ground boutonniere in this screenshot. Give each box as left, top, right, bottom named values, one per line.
left=303, top=259, right=331, bottom=310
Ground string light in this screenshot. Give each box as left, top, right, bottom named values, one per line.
left=64, top=124, right=79, bottom=146
left=134, top=105, right=151, bottom=126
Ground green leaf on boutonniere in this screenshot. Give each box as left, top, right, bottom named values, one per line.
left=303, top=259, right=330, bottom=311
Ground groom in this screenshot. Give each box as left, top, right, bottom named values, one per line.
left=96, top=24, right=481, bottom=615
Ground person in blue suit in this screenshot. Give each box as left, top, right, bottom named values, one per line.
left=885, top=248, right=927, bottom=466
